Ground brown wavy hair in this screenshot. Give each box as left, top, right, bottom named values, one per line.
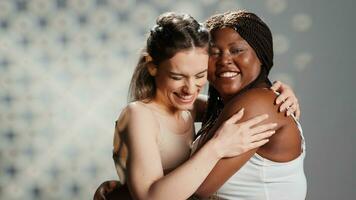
left=128, top=12, right=210, bottom=102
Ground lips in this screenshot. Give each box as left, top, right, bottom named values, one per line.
left=174, top=92, right=195, bottom=103
left=217, top=71, right=241, bottom=78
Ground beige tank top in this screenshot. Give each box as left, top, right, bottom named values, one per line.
left=113, top=102, right=194, bottom=184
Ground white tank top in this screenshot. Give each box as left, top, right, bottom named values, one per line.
left=210, top=116, right=307, bottom=200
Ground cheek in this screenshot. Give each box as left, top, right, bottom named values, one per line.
left=240, top=55, right=253, bottom=66
left=165, top=80, right=182, bottom=91
left=240, top=55, right=261, bottom=77
left=155, top=76, right=177, bottom=91
left=252, top=65, right=261, bottom=76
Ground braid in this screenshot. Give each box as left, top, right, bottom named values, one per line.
left=196, top=85, right=223, bottom=139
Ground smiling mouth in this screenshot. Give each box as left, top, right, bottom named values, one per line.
left=218, top=71, right=241, bottom=78
left=174, top=93, right=195, bottom=103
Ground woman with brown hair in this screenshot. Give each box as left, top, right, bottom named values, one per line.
left=94, top=11, right=300, bottom=200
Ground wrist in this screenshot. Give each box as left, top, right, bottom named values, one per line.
left=206, top=138, right=224, bottom=160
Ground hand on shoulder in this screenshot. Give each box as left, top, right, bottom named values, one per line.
left=227, top=88, right=302, bottom=162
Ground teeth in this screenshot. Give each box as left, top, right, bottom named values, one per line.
left=177, top=94, right=194, bottom=100
left=219, top=72, right=239, bottom=78
left=178, top=94, right=193, bottom=100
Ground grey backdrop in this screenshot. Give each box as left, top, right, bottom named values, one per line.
left=0, top=0, right=355, bottom=199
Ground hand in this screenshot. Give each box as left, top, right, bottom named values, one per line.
left=270, top=81, right=301, bottom=120
left=212, top=108, right=277, bottom=158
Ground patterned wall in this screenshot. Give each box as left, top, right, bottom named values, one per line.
left=0, top=0, right=316, bottom=199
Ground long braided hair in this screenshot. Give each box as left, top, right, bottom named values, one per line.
left=196, top=10, right=274, bottom=140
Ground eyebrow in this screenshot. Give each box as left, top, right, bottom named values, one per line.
left=170, top=69, right=207, bottom=77
left=210, top=41, right=246, bottom=47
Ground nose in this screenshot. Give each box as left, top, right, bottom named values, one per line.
left=219, top=51, right=233, bottom=66
left=182, top=79, right=198, bottom=94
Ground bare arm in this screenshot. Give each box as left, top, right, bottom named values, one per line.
left=124, top=100, right=276, bottom=200
left=126, top=103, right=220, bottom=200
left=195, top=88, right=296, bottom=197
left=192, top=81, right=301, bottom=123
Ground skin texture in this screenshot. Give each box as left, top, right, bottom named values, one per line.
left=194, top=28, right=302, bottom=198
left=113, top=48, right=278, bottom=200
left=147, top=48, right=209, bottom=113
left=104, top=36, right=301, bottom=200
left=208, top=27, right=262, bottom=103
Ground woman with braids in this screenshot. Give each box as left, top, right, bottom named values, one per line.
left=192, top=10, right=306, bottom=200
left=94, top=12, right=300, bottom=200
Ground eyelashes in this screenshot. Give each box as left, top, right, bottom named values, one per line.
left=209, top=47, right=245, bottom=57
left=170, top=74, right=206, bottom=81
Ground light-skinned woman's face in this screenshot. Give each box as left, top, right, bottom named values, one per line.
left=208, top=27, right=262, bottom=101
left=153, top=47, right=208, bottom=111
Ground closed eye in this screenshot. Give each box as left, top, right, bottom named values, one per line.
left=195, top=73, right=206, bottom=79
left=171, top=76, right=183, bottom=80
left=196, top=74, right=206, bottom=79
left=195, top=70, right=207, bottom=79
left=230, top=48, right=243, bottom=54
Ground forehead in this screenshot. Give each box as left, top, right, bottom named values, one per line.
left=211, top=27, right=246, bottom=45
left=160, top=48, right=209, bottom=74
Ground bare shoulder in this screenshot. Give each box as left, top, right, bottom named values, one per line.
left=126, top=101, right=152, bottom=115
left=115, top=102, right=144, bottom=132
left=207, top=88, right=281, bottom=140
left=127, top=101, right=159, bottom=126
left=223, top=88, right=280, bottom=121
left=238, top=87, right=277, bottom=104
left=228, top=88, right=302, bottom=162
left=117, top=101, right=160, bottom=138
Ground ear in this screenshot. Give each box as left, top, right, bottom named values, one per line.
left=147, top=62, right=157, bottom=76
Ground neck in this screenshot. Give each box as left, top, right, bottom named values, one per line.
left=150, top=95, right=182, bottom=118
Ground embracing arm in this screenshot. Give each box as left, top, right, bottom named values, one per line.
left=126, top=102, right=215, bottom=200
left=270, top=81, right=301, bottom=120
left=192, top=81, right=300, bottom=123
left=125, top=102, right=241, bottom=200
left=195, top=88, right=291, bottom=197
left=126, top=99, right=277, bottom=200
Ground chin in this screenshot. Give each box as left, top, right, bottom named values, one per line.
left=174, top=102, right=194, bottom=111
